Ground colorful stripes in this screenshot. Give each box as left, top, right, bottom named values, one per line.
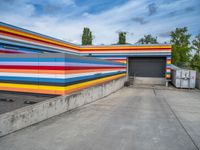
left=0, top=22, right=171, bottom=55
left=166, top=56, right=171, bottom=79
left=0, top=22, right=172, bottom=95
left=0, top=54, right=126, bottom=95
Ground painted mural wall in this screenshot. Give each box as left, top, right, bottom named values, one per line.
left=0, top=54, right=126, bottom=95
left=0, top=22, right=172, bottom=95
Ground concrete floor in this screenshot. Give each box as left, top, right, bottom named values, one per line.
left=0, top=86, right=200, bottom=150
left=0, top=91, right=56, bottom=114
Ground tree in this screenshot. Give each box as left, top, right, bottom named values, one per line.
left=82, top=27, right=93, bottom=45
left=137, top=34, right=158, bottom=44
left=170, top=27, right=191, bottom=66
left=191, top=34, right=200, bottom=71
left=192, top=34, right=200, bottom=55
left=118, top=32, right=126, bottom=44
left=191, top=54, right=200, bottom=72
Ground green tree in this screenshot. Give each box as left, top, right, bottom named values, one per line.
left=137, top=34, right=158, bottom=44
left=82, top=27, right=93, bottom=45
left=191, top=34, right=200, bottom=71
left=192, top=34, right=200, bottom=55
left=170, top=27, right=191, bottom=66
left=118, top=32, right=126, bottom=44
left=191, top=54, right=200, bottom=71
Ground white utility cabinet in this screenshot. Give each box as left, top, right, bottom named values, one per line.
left=171, top=65, right=196, bottom=88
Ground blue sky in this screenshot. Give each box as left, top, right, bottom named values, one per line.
left=0, top=0, right=200, bottom=45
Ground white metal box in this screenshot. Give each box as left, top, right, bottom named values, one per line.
left=171, top=65, right=196, bottom=88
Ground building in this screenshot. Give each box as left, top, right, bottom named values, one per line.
left=0, top=22, right=171, bottom=95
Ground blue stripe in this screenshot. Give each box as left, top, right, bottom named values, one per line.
left=0, top=58, right=125, bottom=66
left=0, top=40, right=78, bottom=54
left=166, top=64, right=171, bottom=68
left=67, top=58, right=125, bottom=66
left=0, top=58, right=66, bottom=62
left=0, top=71, right=125, bottom=83
left=66, top=71, right=126, bottom=83
left=0, top=22, right=79, bottom=48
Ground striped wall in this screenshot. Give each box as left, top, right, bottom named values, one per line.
left=0, top=54, right=126, bottom=95
left=166, top=56, right=171, bottom=79
left=0, top=22, right=172, bottom=95
left=0, top=22, right=171, bottom=57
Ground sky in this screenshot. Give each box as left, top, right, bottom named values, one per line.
left=0, top=0, right=200, bottom=45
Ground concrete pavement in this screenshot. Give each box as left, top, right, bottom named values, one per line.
left=0, top=91, right=55, bottom=114
left=0, top=87, right=200, bottom=150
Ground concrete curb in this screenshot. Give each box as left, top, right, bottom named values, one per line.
left=0, top=76, right=126, bottom=137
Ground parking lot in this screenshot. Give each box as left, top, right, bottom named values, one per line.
left=0, top=86, right=200, bottom=150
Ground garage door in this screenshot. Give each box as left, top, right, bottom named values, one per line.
left=128, top=57, right=166, bottom=78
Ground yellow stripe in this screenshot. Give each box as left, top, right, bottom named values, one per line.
left=0, top=26, right=78, bottom=50
left=0, top=26, right=172, bottom=51
left=80, top=45, right=172, bottom=50
left=66, top=73, right=126, bottom=91
left=167, top=60, right=171, bottom=64
left=0, top=82, right=65, bottom=91
left=0, top=73, right=126, bottom=91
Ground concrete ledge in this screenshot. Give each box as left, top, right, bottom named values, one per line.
left=129, top=77, right=166, bottom=85
left=0, top=76, right=126, bottom=137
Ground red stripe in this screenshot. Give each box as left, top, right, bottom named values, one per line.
left=0, top=31, right=79, bottom=51
left=105, top=59, right=126, bottom=61
left=166, top=67, right=171, bottom=69
left=0, top=50, right=23, bottom=54
left=67, top=66, right=126, bottom=70
left=80, top=48, right=172, bottom=51
left=0, top=65, right=126, bottom=70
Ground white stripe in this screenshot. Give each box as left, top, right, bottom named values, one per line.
left=0, top=70, right=126, bottom=79
left=79, top=50, right=171, bottom=54
left=0, top=62, right=123, bottom=67
left=0, top=35, right=77, bottom=53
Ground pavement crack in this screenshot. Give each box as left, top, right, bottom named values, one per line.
left=153, top=88, right=157, bottom=96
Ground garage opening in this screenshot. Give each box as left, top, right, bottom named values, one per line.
left=128, top=57, right=166, bottom=85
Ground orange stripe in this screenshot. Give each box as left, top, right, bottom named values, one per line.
left=80, top=46, right=172, bottom=50
left=0, top=31, right=78, bottom=52
left=65, top=74, right=126, bottom=94
left=66, top=68, right=126, bottom=74
left=0, top=26, right=79, bottom=50
left=0, top=25, right=172, bottom=52
left=0, top=69, right=65, bottom=74
left=0, top=74, right=125, bottom=95
left=0, top=68, right=126, bottom=74
left=80, top=50, right=171, bottom=53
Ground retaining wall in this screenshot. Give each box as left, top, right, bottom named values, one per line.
left=0, top=76, right=126, bottom=137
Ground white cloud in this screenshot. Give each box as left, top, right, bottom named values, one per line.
left=0, top=0, right=199, bottom=45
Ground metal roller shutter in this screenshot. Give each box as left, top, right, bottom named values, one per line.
left=128, top=57, right=166, bottom=78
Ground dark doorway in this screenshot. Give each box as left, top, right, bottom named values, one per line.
left=128, top=57, right=166, bottom=78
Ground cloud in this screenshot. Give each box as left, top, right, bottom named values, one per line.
left=159, top=31, right=171, bottom=38
left=185, top=6, right=195, bottom=12
left=0, top=0, right=200, bottom=45
left=148, top=3, right=157, bottom=16
left=131, top=17, right=148, bottom=25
